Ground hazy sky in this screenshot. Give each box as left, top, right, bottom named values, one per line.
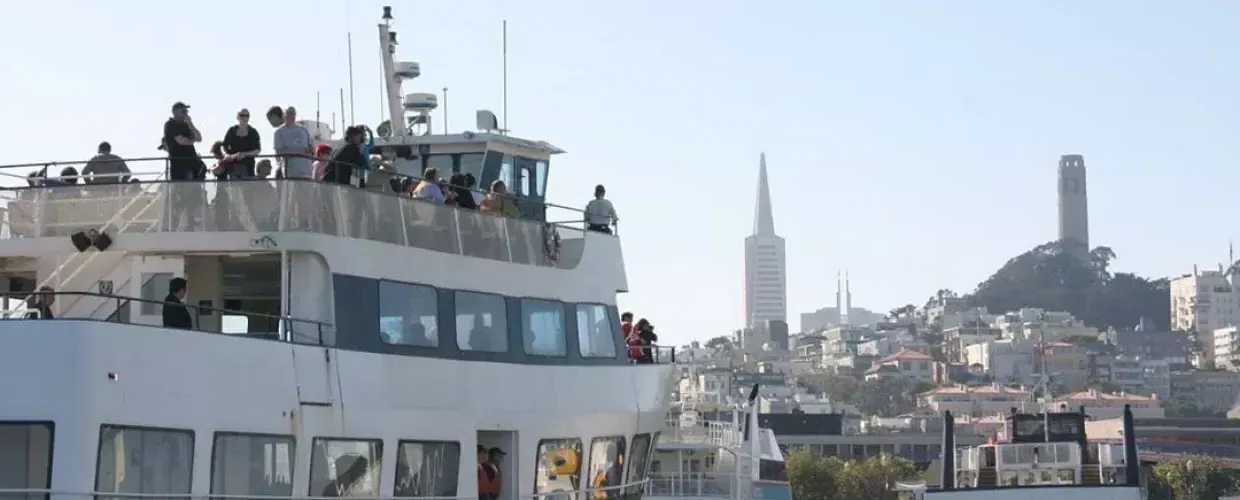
left=2, top=1, right=1237, bottom=345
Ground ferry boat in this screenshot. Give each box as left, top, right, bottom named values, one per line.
left=0, top=6, right=676, bottom=500
left=899, top=405, right=1145, bottom=500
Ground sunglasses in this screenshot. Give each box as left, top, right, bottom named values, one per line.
left=238, top=114, right=250, bottom=119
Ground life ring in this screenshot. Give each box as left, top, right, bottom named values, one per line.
left=543, top=223, right=561, bottom=263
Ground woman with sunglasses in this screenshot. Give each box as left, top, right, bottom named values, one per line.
left=221, top=108, right=262, bottom=179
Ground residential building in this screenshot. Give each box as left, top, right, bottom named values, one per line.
left=1171, top=370, right=1240, bottom=412
left=1052, top=389, right=1163, bottom=419
left=743, top=153, right=786, bottom=327
left=1105, top=326, right=1192, bottom=370
left=943, top=323, right=1001, bottom=363
left=965, top=339, right=1036, bottom=384
left=864, top=349, right=935, bottom=382
left=917, top=384, right=1032, bottom=418
left=1170, top=265, right=1239, bottom=365
left=1215, top=326, right=1240, bottom=371
left=993, top=308, right=1097, bottom=342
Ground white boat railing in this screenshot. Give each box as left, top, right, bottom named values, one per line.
left=0, top=479, right=649, bottom=500
left=661, top=417, right=743, bottom=449
left=643, top=472, right=735, bottom=499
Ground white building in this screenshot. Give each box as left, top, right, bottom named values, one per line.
left=743, top=153, right=787, bottom=327
left=1170, top=265, right=1239, bottom=365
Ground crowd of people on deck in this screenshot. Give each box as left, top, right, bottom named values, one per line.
left=620, top=312, right=661, bottom=364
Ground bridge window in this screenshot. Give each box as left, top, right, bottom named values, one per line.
left=586, top=436, right=626, bottom=495
left=210, top=433, right=294, bottom=497
left=379, top=281, right=439, bottom=348
left=576, top=304, right=617, bottom=358
left=0, top=422, right=53, bottom=497
left=394, top=441, right=460, bottom=497
left=309, top=438, right=383, bottom=498
left=95, top=425, right=193, bottom=496
left=535, top=439, right=583, bottom=495
left=535, top=161, right=548, bottom=197
left=522, top=299, right=566, bottom=356
left=456, top=291, right=508, bottom=352
left=459, top=154, right=485, bottom=180
left=626, top=434, right=654, bottom=487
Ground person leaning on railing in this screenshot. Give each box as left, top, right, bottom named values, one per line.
left=322, top=126, right=368, bottom=186
left=479, top=180, right=519, bottom=217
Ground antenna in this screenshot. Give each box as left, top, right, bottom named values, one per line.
left=442, top=87, right=449, bottom=132
left=339, top=89, right=347, bottom=133
left=502, top=20, right=508, bottom=132
left=315, top=91, right=321, bottom=131
left=347, top=33, right=357, bottom=125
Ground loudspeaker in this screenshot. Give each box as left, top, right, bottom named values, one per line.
left=70, top=232, right=91, bottom=252
left=92, top=231, right=112, bottom=251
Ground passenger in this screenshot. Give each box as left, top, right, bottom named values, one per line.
left=25, top=286, right=54, bottom=319
left=221, top=108, right=261, bottom=179
left=447, top=173, right=478, bottom=210
left=583, top=184, right=618, bottom=234
left=312, top=143, right=333, bottom=181
left=412, top=167, right=445, bottom=203
left=479, top=180, right=519, bottom=217
left=626, top=318, right=644, bottom=363
left=322, top=126, right=367, bottom=186
left=82, top=141, right=131, bottom=184
left=483, top=447, right=506, bottom=500
left=208, top=141, right=229, bottom=179
left=273, top=106, right=314, bottom=179
left=639, top=320, right=659, bottom=364
left=465, top=173, right=484, bottom=206
left=265, top=106, right=284, bottom=127
left=163, top=102, right=206, bottom=230
left=161, top=277, right=193, bottom=330
left=476, top=445, right=492, bottom=500
left=620, top=312, right=633, bottom=343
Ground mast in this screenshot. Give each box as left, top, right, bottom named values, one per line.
left=378, top=6, right=407, bottom=137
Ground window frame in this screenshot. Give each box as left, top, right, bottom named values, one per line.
left=575, top=304, right=618, bottom=358
left=378, top=279, right=440, bottom=348
left=586, top=435, right=628, bottom=494
left=520, top=298, right=568, bottom=357
left=94, top=424, right=195, bottom=496
left=454, top=290, right=509, bottom=353
left=208, top=431, right=296, bottom=497
left=0, top=421, right=54, bottom=498
left=393, top=440, right=462, bottom=498
left=308, top=437, right=385, bottom=498
left=625, top=433, right=655, bottom=487
left=533, top=438, right=584, bottom=494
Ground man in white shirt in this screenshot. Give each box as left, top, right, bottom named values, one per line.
left=583, top=184, right=618, bottom=234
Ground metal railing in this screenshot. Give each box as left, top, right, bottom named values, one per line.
left=628, top=345, right=678, bottom=365
left=0, top=478, right=650, bottom=500
left=0, top=155, right=618, bottom=270
left=1, top=289, right=332, bottom=345
left=643, top=472, right=734, bottom=498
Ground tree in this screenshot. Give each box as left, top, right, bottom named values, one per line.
left=798, top=374, right=861, bottom=403
left=786, top=450, right=918, bottom=500
left=1148, top=455, right=1240, bottom=500
left=705, top=336, right=731, bottom=349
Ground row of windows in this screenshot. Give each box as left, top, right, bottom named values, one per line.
left=0, top=423, right=657, bottom=497
left=342, top=275, right=621, bottom=360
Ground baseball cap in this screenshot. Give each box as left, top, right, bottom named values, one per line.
left=171, top=101, right=191, bottom=112
left=488, top=447, right=506, bottom=456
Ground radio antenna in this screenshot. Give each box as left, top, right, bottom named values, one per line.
left=502, top=20, right=508, bottom=132
left=442, top=87, right=449, bottom=133
left=347, top=33, right=357, bottom=126
left=315, top=92, right=322, bottom=133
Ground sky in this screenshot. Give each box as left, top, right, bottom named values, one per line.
left=2, top=1, right=1239, bottom=347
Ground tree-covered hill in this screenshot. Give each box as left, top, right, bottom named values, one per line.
left=963, top=240, right=1169, bottom=331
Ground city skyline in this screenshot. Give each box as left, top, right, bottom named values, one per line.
left=744, top=153, right=788, bottom=327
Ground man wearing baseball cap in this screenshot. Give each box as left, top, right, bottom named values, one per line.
left=162, top=101, right=205, bottom=229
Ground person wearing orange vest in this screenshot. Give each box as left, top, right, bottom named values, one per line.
left=478, top=446, right=505, bottom=500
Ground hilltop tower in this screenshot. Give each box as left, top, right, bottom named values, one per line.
left=1057, top=154, right=1090, bottom=260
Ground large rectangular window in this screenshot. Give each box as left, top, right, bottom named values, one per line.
left=210, top=433, right=294, bottom=497
left=379, top=281, right=439, bottom=347
left=394, top=441, right=460, bottom=497
left=309, top=438, right=383, bottom=498
left=95, top=425, right=194, bottom=496
left=576, top=304, right=617, bottom=358
left=586, top=436, right=626, bottom=495
left=522, top=299, right=566, bottom=356
left=456, top=291, right=509, bottom=352
left=535, top=439, right=582, bottom=494
left=626, top=434, right=654, bottom=487
left=0, top=422, right=53, bottom=500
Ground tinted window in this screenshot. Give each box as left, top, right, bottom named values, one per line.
left=96, top=425, right=193, bottom=496
left=426, top=154, right=454, bottom=177
left=211, top=433, right=294, bottom=496
left=394, top=441, right=460, bottom=497
left=309, top=439, right=383, bottom=497
left=535, top=439, right=583, bottom=495
left=379, top=281, right=439, bottom=347
left=522, top=299, right=566, bottom=356
left=0, top=423, right=52, bottom=495
left=459, top=154, right=485, bottom=181
left=587, top=437, right=626, bottom=494
left=626, top=434, right=653, bottom=486
left=535, top=161, right=548, bottom=197
left=456, top=291, right=508, bottom=352
left=576, top=304, right=617, bottom=358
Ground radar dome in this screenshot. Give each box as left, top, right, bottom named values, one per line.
left=395, top=61, right=421, bottom=79
left=403, top=93, right=438, bottom=113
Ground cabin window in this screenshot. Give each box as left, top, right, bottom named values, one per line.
left=586, top=437, right=626, bottom=495
left=534, top=439, right=583, bottom=495
left=0, top=422, right=53, bottom=497
left=521, top=299, right=566, bottom=356
left=498, top=156, right=514, bottom=191
left=95, top=425, right=193, bottom=496
left=514, top=156, right=537, bottom=197
left=210, top=433, right=294, bottom=497
left=459, top=154, right=485, bottom=180
left=535, top=161, right=548, bottom=197
left=309, top=438, right=383, bottom=498
left=378, top=281, right=439, bottom=348
left=456, top=291, right=508, bottom=352
left=426, top=155, right=455, bottom=177
left=394, top=441, right=460, bottom=498
left=626, top=433, right=654, bottom=486
left=576, top=304, right=617, bottom=358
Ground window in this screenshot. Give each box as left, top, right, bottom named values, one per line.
left=459, top=154, right=485, bottom=181
left=139, top=273, right=174, bottom=315
left=456, top=291, right=509, bottom=352
left=394, top=441, right=460, bottom=497
left=95, top=425, right=193, bottom=496
left=0, top=422, right=53, bottom=500
left=535, top=439, right=582, bottom=495
left=586, top=437, right=626, bottom=496
left=379, top=281, right=439, bottom=347
left=626, top=434, right=653, bottom=487
left=426, top=155, right=454, bottom=177
left=522, top=299, right=566, bottom=356
left=309, top=438, right=383, bottom=498
left=534, top=161, right=548, bottom=197
left=576, top=305, right=617, bottom=358
left=210, top=433, right=294, bottom=497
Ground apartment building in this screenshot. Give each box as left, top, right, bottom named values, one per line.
left=1053, top=388, right=1164, bottom=419
left=917, top=384, right=1032, bottom=417
left=965, top=339, right=1036, bottom=383
left=993, top=308, right=1098, bottom=342
left=864, top=349, right=936, bottom=382
left=1170, top=266, right=1239, bottom=365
